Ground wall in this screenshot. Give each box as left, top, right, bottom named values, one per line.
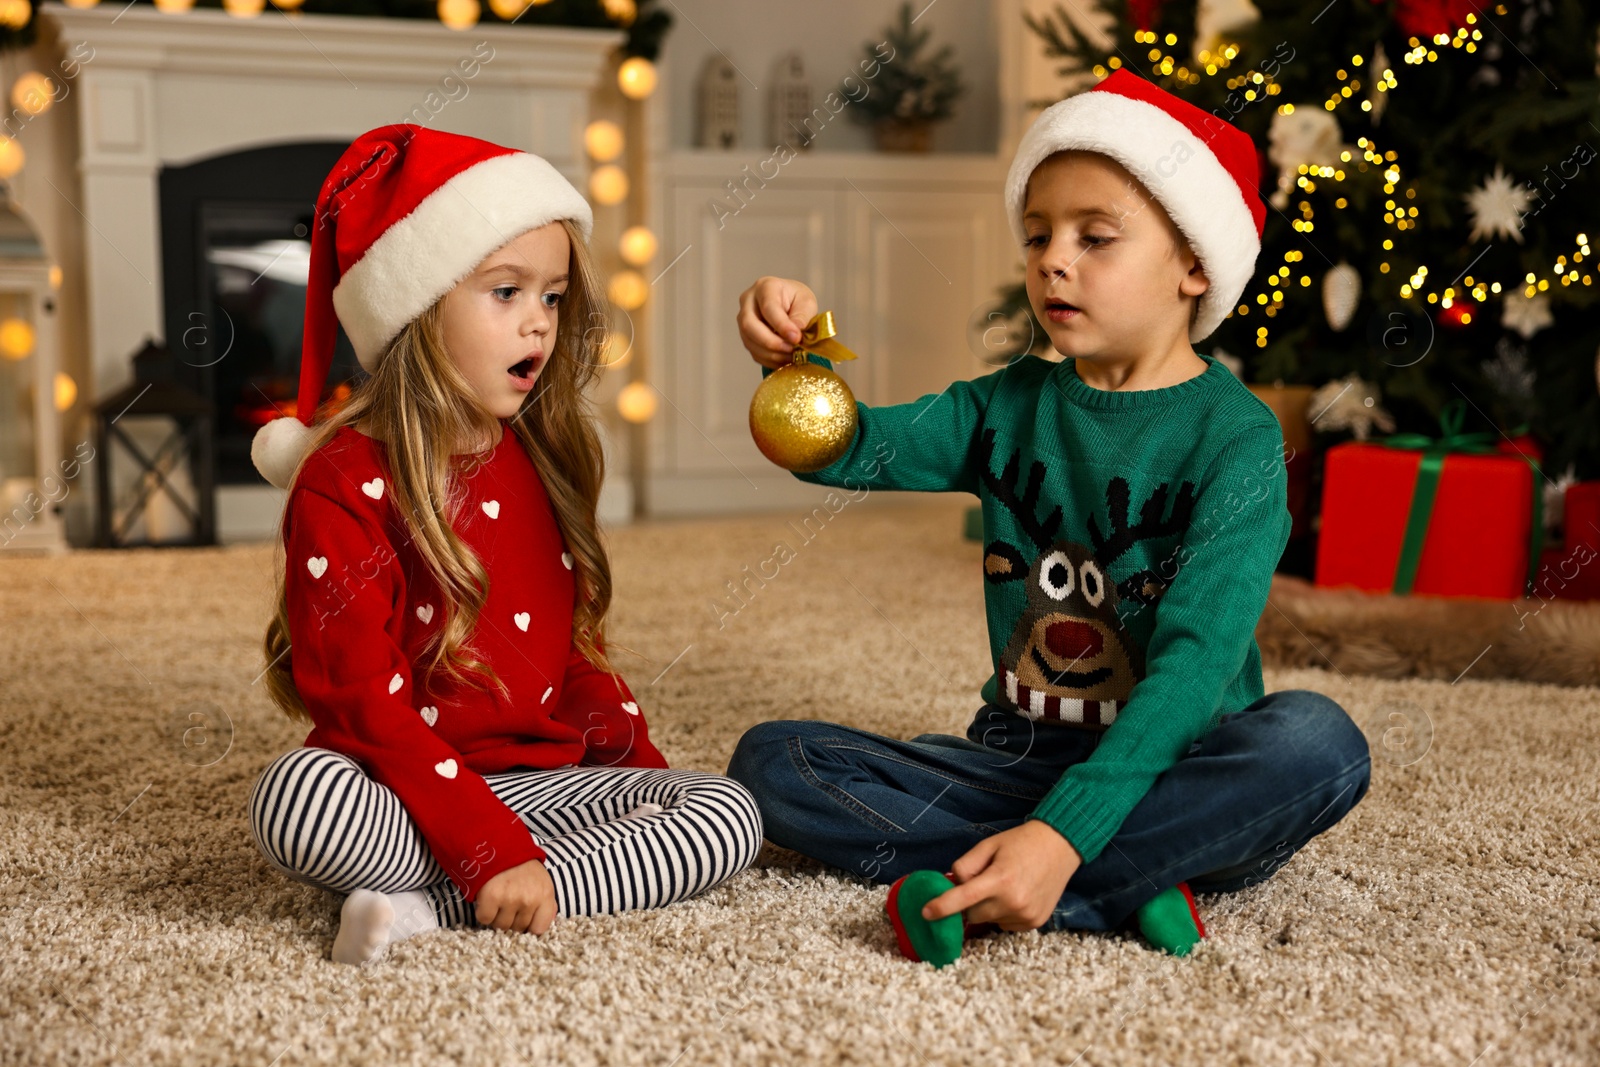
left=659, top=0, right=1001, bottom=155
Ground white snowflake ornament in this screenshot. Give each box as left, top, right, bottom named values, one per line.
left=1464, top=165, right=1536, bottom=244
left=1544, top=463, right=1578, bottom=539
left=1308, top=374, right=1395, bottom=441
left=1209, top=347, right=1243, bottom=378
left=1501, top=292, right=1553, bottom=339
left=1193, top=0, right=1260, bottom=61
left=1368, top=42, right=1390, bottom=125
left=1267, top=107, right=1344, bottom=209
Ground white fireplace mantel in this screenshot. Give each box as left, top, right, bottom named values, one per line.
left=44, top=1, right=621, bottom=391
left=38, top=2, right=623, bottom=541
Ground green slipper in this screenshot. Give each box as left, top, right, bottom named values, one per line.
left=1134, top=881, right=1207, bottom=956
left=885, top=870, right=964, bottom=968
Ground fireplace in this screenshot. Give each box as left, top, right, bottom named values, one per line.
left=41, top=1, right=623, bottom=541
left=160, top=140, right=358, bottom=486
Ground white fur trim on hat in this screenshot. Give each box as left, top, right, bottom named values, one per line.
left=1005, top=92, right=1260, bottom=342
left=251, top=415, right=317, bottom=491
left=332, top=152, right=593, bottom=371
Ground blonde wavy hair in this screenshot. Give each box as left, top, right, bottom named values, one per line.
left=262, top=218, right=624, bottom=725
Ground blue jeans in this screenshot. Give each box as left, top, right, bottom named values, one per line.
left=726, top=688, right=1371, bottom=932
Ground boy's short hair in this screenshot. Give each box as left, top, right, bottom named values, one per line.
left=1005, top=71, right=1266, bottom=342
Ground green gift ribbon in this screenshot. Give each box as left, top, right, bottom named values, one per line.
left=1378, top=399, right=1543, bottom=596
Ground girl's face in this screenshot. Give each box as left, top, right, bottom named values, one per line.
left=439, top=221, right=571, bottom=420
left=1021, top=151, right=1208, bottom=363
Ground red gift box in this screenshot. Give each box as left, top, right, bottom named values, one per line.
left=1532, top=481, right=1600, bottom=601
left=1566, top=480, right=1600, bottom=552
left=1315, top=440, right=1537, bottom=599
left=1535, top=546, right=1600, bottom=600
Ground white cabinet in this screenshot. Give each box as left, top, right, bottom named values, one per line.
left=647, top=150, right=1015, bottom=517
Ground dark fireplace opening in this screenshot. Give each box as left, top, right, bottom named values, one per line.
left=160, top=141, right=367, bottom=486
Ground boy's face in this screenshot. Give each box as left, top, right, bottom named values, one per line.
left=1021, top=151, right=1209, bottom=362
left=440, top=220, right=570, bottom=420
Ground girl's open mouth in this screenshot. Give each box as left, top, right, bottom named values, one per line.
left=1045, top=300, right=1081, bottom=323
left=508, top=355, right=540, bottom=391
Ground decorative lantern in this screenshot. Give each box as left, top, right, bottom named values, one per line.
left=0, top=195, right=65, bottom=554
left=768, top=52, right=814, bottom=151
left=695, top=54, right=740, bottom=149
left=91, top=338, right=217, bottom=548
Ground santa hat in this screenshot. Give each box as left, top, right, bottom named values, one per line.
left=1003, top=69, right=1266, bottom=342
left=251, top=124, right=593, bottom=490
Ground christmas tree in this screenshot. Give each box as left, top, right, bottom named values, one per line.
left=1006, top=0, right=1600, bottom=486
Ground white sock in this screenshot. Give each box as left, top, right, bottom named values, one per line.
left=330, top=888, right=440, bottom=966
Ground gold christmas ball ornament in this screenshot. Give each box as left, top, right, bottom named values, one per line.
left=750, top=361, right=857, bottom=472
left=748, top=311, right=862, bottom=473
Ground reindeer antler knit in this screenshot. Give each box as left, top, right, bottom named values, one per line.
left=763, top=352, right=1291, bottom=864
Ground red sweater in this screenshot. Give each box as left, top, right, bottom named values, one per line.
left=281, top=421, right=667, bottom=903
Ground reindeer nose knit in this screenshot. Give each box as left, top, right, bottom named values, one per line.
left=1046, top=620, right=1103, bottom=659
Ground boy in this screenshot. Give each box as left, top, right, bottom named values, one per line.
left=726, top=71, right=1371, bottom=957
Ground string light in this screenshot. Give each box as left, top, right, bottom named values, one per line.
left=1114, top=31, right=1233, bottom=85
left=617, top=57, right=657, bottom=99
left=437, top=0, right=479, bottom=29
left=1129, top=11, right=1545, bottom=335
left=584, top=120, right=624, bottom=162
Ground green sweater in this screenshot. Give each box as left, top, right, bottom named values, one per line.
left=763, top=351, right=1291, bottom=864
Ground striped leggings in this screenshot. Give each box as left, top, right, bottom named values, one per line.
left=248, top=747, right=763, bottom=928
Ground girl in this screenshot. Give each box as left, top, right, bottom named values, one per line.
left=246, top=125, right=762, bottom=966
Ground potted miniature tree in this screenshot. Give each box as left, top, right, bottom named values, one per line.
left=847, top=2, right=965, bottom=152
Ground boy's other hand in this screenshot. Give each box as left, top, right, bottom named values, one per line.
left=475, top=858, right=559, bottom=934
left=737, top=276, right=818, bottom=368
left=922, top=820, right=1083, bottom=931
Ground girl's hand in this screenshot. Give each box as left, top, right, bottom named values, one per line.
left=736, top=276, right=819, bottom=368
left=475, top=859, right=558, bottom=934
left=921, top=820, right=1083, bottom=931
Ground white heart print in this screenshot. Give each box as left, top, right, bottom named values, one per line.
left=482, top=500, right=500, bottom=519
left=388, top=673, right=403, bottom=694
left=621, top=701, right=639, bottom=716
left=514, top=612, right=531, bottom=631
left=306, top=556, right=328, bottom=579
left=362, top=478, right=384, bottom=500
left=420, top=706, right=439, bottom=726
left=435, top=759, right=458, bottom=779
left=561, top=552, right=574, bottom=570
left=416, top=604, right=434, bottom=624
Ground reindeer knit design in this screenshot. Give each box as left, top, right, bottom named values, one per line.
left=767, top=351, right=1291, bottom=864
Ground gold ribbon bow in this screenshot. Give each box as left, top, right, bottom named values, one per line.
left=791, top=310, right=861, bottom=364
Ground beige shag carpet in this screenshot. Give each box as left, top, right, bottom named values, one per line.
left=3, top=498, right=1598, bottom=1066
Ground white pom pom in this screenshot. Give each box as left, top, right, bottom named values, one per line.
left=251, top=416, right=316, bottom=489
